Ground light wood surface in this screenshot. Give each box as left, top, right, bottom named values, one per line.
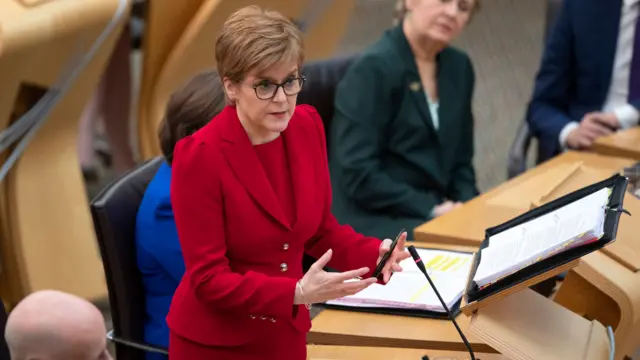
left=309, top=308, right=495, bottom=353
left=307, top=345, right=507, bottom=360
left=0, top=0, right=128, bottom=305
left=469, top=289, right=611, bottom=360
left=592, top=127, right=640, bottom=160
left=414, top=151, right=640, bottom=359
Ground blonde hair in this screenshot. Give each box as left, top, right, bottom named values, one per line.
left=393, top=0, right=481, bottom=25
left=215, top=6, right=304, bottom=83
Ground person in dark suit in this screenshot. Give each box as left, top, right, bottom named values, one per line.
left=527, top=0, right=640, bottom=162
left=330, top=0, right=480, bottom=240
left=167, top=6, right=410, bottom=360
left=135, top=71, right=225, bottom=359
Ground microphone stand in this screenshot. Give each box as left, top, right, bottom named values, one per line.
left=407, top=246, right=477, bottom=360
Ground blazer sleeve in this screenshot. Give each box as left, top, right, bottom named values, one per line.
left=447, top=57, right=479, bottom=202
left=302, top=106, right=381, bottom=277
left=331, top=56, right=439, bottom=219
left=525, top=0, right=576, bottom=155
left=171, top=137, right=298, bottom=319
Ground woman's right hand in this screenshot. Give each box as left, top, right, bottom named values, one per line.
left=294, top=249, right=376, bottom=305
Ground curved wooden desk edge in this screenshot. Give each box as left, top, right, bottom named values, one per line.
left=308, top=329, right=496, bottom=354
left=310, top=309, right=496, bottom=354
left=592, top=128, right=640, bottom=161
left=0, top=0, right=129, bottom=304
left=568, top=258, right=640, bottom=359
left=307, top=345, right=507, bottom=360
left=138, top=0, right=222, bottom=159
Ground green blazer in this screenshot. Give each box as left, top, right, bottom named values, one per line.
left=329, top=25, right=478, bottom=240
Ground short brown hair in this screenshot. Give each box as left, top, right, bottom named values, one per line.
left=158, top=71, right=225, bottom=164
left=215, top=6, right=304, bottom=83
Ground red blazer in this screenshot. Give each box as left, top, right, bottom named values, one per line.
left=167, top=104, right=381, bottom=347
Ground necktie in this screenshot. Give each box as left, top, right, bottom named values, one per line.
left=628, top=12, right=640, bottom=101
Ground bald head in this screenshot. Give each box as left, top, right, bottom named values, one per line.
left=5, top=290, right=111, bottom=360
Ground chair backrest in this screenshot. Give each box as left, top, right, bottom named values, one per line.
left=91, top=157, right=164, bottom=360
left=0, top=301, right=9, bottom=360
left=298, top=54, right=358, bottom=155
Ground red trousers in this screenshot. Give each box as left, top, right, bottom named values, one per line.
left=168, top=322, right=307, bottom=360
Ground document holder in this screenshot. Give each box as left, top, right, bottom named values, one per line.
left=320, top=247, right=473, bottom=320
left=461, top=174, right=629, bottom=315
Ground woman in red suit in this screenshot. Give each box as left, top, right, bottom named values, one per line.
left=167, top=5, right=410, bottom=360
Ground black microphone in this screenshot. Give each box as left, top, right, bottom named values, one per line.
left=408, top=245, right=476, bottom=360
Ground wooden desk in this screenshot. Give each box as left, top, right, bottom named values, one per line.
left=307, top=345, right=507, bottom=360
left=414, top=151, right=640, bottom=359
left=309, top=308, right=494, bottom=353
left=592, top=127, right=640, bottom=160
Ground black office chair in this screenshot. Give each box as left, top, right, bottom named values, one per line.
left=299, top=54, right=359, bottom=156
left=0, top=301, right=9, bottom=360
left=507, top=0, right=564, bottom=179
left=91, top=157, right=168, bottom=360
left=297, top=54, right=358, bottom=273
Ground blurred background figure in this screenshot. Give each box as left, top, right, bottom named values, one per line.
left=4, top=290, right=112, bottom=360
left=527, top=0, right=640, bottom=161
left=329, top=0, right=479, bottom=240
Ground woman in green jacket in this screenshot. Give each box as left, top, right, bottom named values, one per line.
left=330, top=0, right=479, bottom=240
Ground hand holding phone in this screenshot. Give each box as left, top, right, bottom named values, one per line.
left=373, top=229, right=409, bottom=282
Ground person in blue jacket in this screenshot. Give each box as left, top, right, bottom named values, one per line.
left=135, top=70, right=225, bottom=359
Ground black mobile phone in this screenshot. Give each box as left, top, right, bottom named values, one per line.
left=372, top=229, right=405, bottom=278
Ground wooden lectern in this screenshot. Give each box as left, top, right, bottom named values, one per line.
left=466, top=288, right=613, bottom=360
left=414, top=151, right=640, bottom=358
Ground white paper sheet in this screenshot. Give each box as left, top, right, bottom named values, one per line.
left=325, top=248, right=473, bottom=313
left=473, top=187, right=610, bottom=287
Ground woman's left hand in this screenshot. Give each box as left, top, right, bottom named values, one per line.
left=377, top=231, right=411, bottom=283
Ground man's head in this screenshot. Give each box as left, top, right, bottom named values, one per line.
left=5, top=290, right=111, bottom=360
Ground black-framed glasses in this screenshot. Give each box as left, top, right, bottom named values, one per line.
left=251, top=76, right=306, bottom=100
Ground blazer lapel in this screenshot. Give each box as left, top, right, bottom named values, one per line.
left=281, top=111, right=315, bottom=229
left=407, top=77, right=438, bottom=138
left=220, top=108, right=291, bottom=230
left=390, top=25, right=439, bottom=141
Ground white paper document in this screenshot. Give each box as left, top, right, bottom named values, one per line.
left=326, top=248, right=473, bottom=313
left=473, top=187, right=610, bottom=288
